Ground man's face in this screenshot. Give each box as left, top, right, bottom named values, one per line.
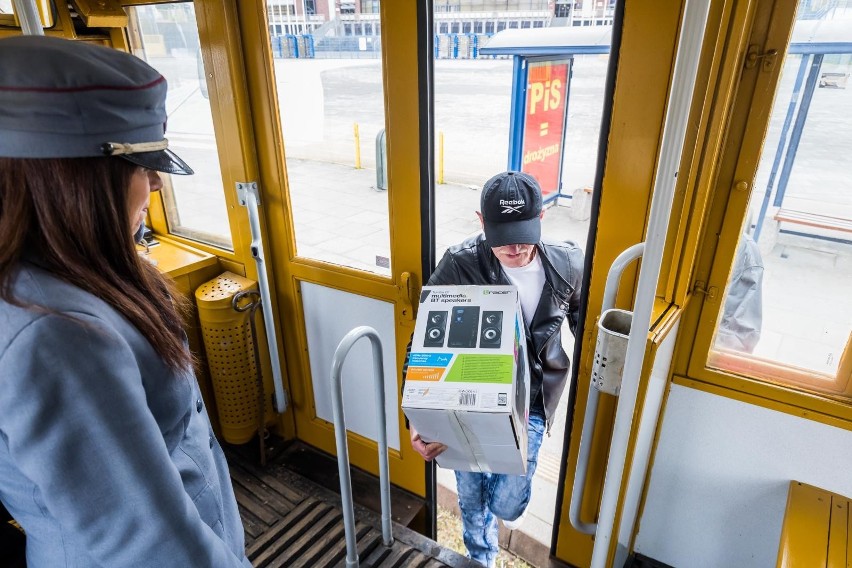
left=476, top=210, right=541, bottom=268
left=491, top=243, right=536, bottom=268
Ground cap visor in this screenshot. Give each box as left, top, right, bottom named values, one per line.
left=119, top=148, right=194, bottom=175
left=483, top=217, right=541, bottom=247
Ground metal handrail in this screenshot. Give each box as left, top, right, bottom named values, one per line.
left=330, top=326, right=393, bottom=568
left=569, top=243, right=644, bottom=535
left=236, top=182, right=288, bottom=414
left=591, top=0, right=711, bottom=564
left=12, top=0, right=43, bottom=35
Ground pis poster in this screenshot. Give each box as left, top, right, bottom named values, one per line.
left=521, top=59, right=571, bottom=196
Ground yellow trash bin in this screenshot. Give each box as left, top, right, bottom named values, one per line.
left=195, top=272, right=264, bottom=444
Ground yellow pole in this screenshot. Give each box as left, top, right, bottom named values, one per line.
left=438, top=130, right=444, bottom=184
left=353, top=123, right=361, bottom=169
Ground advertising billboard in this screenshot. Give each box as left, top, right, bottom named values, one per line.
left=521, top=58, right=571, bottom=197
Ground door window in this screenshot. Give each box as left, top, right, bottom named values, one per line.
left=269, top=1, right=391, bottom=275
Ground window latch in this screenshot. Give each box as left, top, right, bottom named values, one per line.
left=745, top=45, right=778, bottom=72
left=693, top=281, right=718, bottom=300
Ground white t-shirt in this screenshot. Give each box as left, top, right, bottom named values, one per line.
left=502, top=252, right=545, bottom=327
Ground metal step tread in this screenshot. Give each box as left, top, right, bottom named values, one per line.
left=226, top=446, right=479, bottom=568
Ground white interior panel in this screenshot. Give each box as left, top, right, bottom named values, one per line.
left=635, top=383, right=852, bottom=567
left=301, top=281, right=400, bottom=451
left=614, top=320, right=679, bottom=567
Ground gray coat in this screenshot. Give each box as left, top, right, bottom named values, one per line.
left=0, top=262, right=251, bottom=567
left=717, top=234, right=764, bottom=353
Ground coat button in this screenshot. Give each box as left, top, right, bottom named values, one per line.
left=196, top=399, right=203, bottom=413
left=209, top=435, right=214, bottom=449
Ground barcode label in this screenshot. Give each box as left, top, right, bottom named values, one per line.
left=497, top=393, right=508, bottom=406
left=458, top=390, right=477, bottom=406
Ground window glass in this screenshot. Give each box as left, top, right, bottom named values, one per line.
left=708, top=6, right=852, bottom=391
left=126, top=3, right=232, bottom=249
left=271, top=0, right=391, bottom=275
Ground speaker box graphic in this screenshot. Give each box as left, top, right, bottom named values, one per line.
left=423, top=310, right=448, bottom=347
left=447, top=306, right=480, bottom=348
left=403, top=285, right=529, bottom=475
left=479, top=310, right=503, bottom=348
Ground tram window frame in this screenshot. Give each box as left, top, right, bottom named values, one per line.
left=683, top=244, right=852, bottom=423
left=667, top=0, right=852, bottom=425
left=700, top=46, right=852, bottom=401
left=0, top=0, right=54, bottom=28
left=708, top=348, right=852, bottom=397
left=122, top=1, right=244, bottom=256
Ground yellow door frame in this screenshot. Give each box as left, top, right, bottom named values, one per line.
left=553, top=2, right=686, bottom=563
left=554, top=0, right=766, bottom=563
left=235, top=0, right=429, bottom=496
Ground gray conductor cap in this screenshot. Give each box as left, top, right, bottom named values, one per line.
left=0, top=35, right=193, bottom=175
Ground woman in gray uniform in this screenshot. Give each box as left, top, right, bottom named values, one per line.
left=0, top=36, right=251, bottom=567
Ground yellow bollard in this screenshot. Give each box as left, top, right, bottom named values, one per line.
left=438, top=130, right=445, bottom=184
left=354, top=123, right=362, bottom=169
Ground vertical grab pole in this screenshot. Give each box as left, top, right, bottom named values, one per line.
left=331, top=326, right=394, bottom=568
left=590, top=0, right=710, bottom=564
left=236, top=182, right=288, bottom=414
left=12, top=0, right=43, bottom=35
left=569, top=243, right=644, bottom=535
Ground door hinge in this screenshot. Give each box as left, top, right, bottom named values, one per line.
left=745, top=45, right=778, bottom=72
left=693, top=281, right=718, bottom=300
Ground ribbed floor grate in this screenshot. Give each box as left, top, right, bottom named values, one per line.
left=227, top=448, right=478, bottom=568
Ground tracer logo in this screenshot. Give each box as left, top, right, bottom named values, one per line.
left=499, top=198, right=525, bottom=214
left=483, top=290, right=511, bottom=295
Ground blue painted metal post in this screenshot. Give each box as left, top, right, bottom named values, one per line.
left=753, top=54, right=810, bottom=241
left=772, top=53, right=824, bottom=208
left=507, top=55, right=526, bottom=171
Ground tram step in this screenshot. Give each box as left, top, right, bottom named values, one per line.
left=226, top=441, right=479, bottom=568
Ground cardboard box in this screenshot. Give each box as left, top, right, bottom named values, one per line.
left=402, top=285, right=530, bottom=475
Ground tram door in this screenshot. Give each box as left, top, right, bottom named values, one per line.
left=125, top=0, right=428, bottom=498
left=234, top=2, right=429, bottom=496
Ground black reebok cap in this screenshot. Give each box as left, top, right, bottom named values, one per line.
left=479, top=171, right=543, bottom=247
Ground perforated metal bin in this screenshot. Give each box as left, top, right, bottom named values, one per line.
left=591, top=308, right=633, bottom=396
left=195, top=272, right=263, bottom=444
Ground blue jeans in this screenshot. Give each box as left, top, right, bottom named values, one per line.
left=454, top=411, right=546, bottom=568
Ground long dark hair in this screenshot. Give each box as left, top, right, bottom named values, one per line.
left=0, top=157, right=191, bottom=370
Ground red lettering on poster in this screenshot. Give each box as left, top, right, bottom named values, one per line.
left=522, top=60, right=569, bottom=196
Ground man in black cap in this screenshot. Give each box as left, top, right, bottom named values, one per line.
left=407, top=171, right=584, bottom=567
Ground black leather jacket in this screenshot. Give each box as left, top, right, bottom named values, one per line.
left=420, top=234, right=584, bottom=428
